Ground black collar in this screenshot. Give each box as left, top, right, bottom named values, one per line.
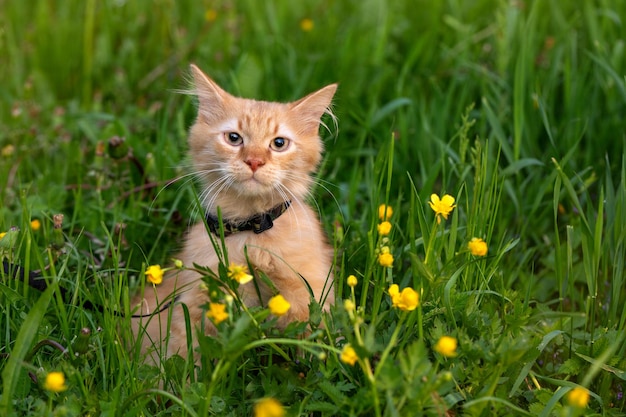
left=205, top=201, right=291, bottom=236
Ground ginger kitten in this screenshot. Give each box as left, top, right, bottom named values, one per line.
left=131, top=65, right=337, bottom=362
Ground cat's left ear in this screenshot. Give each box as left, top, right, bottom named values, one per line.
left=289, top=84, right=338, bottom=132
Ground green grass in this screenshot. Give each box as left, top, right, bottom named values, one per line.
left=1, top=0, right=626, bottom=415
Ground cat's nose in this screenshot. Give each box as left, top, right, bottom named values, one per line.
left=245, top=158, right=265, bottom=172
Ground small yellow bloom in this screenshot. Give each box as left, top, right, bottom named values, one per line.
left=254, top=397, right=285, bottom=417
left=428, top=194, right=456, bottom=224
left=347, top=275, right=358, bottom=287
left=340, top=344, right=358, bottom=366
left=0, top=232, right=6, bottom=240
left=434, top=336, right=458, bottom=357
left=206, top=303, right=229, bottom=324
left=30, top=219, right=41, bottom=231
left=343, top=299, right=355, bottom=312
left=389, top=284, right=419, bottom=311
left=1, top=144, right=15, bottom=157
left=389, top=284, right=399, bottom=297
left=378, top=252, right=394, bottom=267
left=377, top=221, right=392, bottom=236
left=299, top=18, right=314, bottom=32
left=44, top=371, right=67, bottom=392
left=145, top=265, right=164, bottom=285
left=204, top=9, right=217, bottom=22
left=567, top=387, right=590, bottom=408
left=378, top=204, right=393, bottom=221
left=468, top=237, right=488, bottom=256
left=268, top=294, right=291, bottom=316
left=228, top=263, right=253, bottom=284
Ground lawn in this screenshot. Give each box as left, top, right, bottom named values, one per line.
left=1, top=0, right=626, bottom=415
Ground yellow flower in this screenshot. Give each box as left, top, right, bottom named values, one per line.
left=254, top=397, right=285, bottom=417
left=1, top=144, right=15, bottom=157
left=340, top=344, right=358, bottom=366
left=0, top=232, right=6, bottom=240
left=343, top=299, right=355, bottom=312
left=347, top=274, right=358, bottom=288
left=567, top=387, right=590, bottom=408
left=377, top=221, right=392, bottom=236
left=388, top=284, right=419, bottom=311
left=204, top=9, right=217, bottom=22
left=228, top=263, right=253, bottom=284
left=268, top=294, right=291, bottom=316
left=206, top=303, right=229, bottom=324
left=30, top=219, right=41, bottom=231
left=44, top=371, right=67, bottom=392
left=389, top=284, right=399, bottom=297
left=378, top=204, right=393, bottom=221
left=299, top=18, right=314, bottom=32
left=378, top=252, right=394, bottom=267
left=145, top=265, right=164, bottom=285
left=434, top=336, right=458, bottom=357
left=428, top=194, right=456, bottom=224
left=468, top=237, right=488, bottom=256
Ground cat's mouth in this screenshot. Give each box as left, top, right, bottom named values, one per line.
left=238, top=173, right=274, bottom=193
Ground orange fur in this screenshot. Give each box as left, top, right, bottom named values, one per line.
left=131, top=65, right=337, bottom=362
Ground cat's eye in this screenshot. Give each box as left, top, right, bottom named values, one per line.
left=225, top=132, right=243, bottom=146
left=270, top=137, right=290, bottom=151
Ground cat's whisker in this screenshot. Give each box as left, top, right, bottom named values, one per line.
left=148, top=172, right=196, bottom=213
left=282, top=171, right=326, bottom=219
left=206, top=177, right=235, bottom=213
left=200, top=174, right=232, bottom=213
left=189, top=172, right=231, bottom=222
left=274, top=184, right=303, bottom=235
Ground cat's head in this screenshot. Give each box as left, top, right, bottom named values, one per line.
left=188, top=64, right=337, bottom=219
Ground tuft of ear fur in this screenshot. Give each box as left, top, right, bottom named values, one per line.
left=189, top=64, right=232, bottom=122
left=290, top=84, right=338, bottom=134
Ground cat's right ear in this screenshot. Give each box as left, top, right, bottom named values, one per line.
left=189, top=64, right=231, bottom=119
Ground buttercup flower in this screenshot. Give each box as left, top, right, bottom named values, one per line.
left=340, top=344, right=358, bottom=366
left=44, top=371, right=67, bottom=392
left=389, top=284, right=399, bottom=298
left=254, top=397, right=285, bottom=417
left=204, top=9, right=217, bottom=22
left=377, top=221, right=392, bottom=236
left=388, top=284, right=419, bottom=311
left=347, top=274, right=358, bottom=287
left=428, top=194, right=456, bottom=223
left=228, top=263, right=253, bottom=284
left=378, top=252, right=394, bottom=267
left=30, top=219, right=41, bottom=231
left=206, top=303, right=229, bottom=324
left=468, top=237, right=488, bottom=256
left=344, top=299, right=355, bottom=312
left=0, top=232, right=6, bottom=240
left=145, top=265, right=164, bottom=285
left=268, top=294, right=291, bottom=316
left=1, top=144, right=15, bottom=157
left=300, top=18, right=314, bottom=32
left=434, top=336, right=458, bottom=357
left=567, top=387, right=590, bottom=408
left=378, top=204, right=393, bottom=221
